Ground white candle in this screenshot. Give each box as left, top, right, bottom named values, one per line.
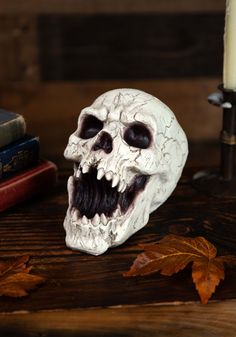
left=223, top=0, right=236, bottom=90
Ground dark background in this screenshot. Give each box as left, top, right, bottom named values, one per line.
left=0, top=0, right=226, bottom=166
left=38, top=14, right=223, bottom=80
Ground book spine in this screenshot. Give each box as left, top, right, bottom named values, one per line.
left=0, top=137, right=40, bottom=179
left=0, top=161, right=57, bottom=212
left=0, top=113, right=26, bottom=148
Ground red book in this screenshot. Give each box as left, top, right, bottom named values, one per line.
left=0, top=160, right=57, bottom=212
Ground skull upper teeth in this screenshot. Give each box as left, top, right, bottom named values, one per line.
left=73, top=163, right=81, bottom=178
left=67, top=176, right=74, bottom=207
left=82, top=164, right=89, bottom=174
left=118, top=180, right=126, bottom=193
left=111, top=174, right=119, bottom=188
left=105, top=171, right=112, bottom=181
left=74, top=162, right=124, bottom=187
left=97, top=168, right=105, bottom=180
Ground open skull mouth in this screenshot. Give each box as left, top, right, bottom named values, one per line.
left=70, top=163, right=149, bottom=225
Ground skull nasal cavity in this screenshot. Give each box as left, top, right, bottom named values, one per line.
left=92, top=132, right=113, bottom=154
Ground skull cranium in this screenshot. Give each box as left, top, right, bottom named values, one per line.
left=63, top=89, right=188, bottom=255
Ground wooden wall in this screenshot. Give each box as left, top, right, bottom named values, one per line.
left=0, top=0, right=226, bottom=163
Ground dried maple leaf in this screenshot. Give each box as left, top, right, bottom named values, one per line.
left=0, top=255, right=46, bottom=297
left=124, top=235, right=234, bottom=304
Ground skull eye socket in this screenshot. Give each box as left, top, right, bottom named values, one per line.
left=124, top=123, right=151, bottom=149
left=79, top=114, right=103, bottom=139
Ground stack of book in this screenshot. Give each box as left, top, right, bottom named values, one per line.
left=0, top=110, right=57, bottom=212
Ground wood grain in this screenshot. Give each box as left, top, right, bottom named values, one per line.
left=0, top=0, right=225, bottom=15
left=0, top=166, right=236, bottom=314
left=0, top=300, right=236, bottom=337
left=0, top=79, right=222, bottom=166
left=0, top=145, right=235, bottom=336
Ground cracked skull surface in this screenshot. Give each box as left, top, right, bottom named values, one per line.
left=63, top=88, right=188, bottom=255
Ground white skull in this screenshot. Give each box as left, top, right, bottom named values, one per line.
left=63, top=88, right=188, bottom=255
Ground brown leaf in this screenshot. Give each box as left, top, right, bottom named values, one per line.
left=124, top=235, right=234, bottom=304
left=0, top=255, right=46, bottom=297
left=125, top=235, right=216, bottom=277
left=192, top=257, right=224, bottom=304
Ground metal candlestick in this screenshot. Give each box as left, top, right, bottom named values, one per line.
left=193, top=84, right=236, bottom=197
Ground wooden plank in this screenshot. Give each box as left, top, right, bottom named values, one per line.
left=0, top=79, right=222, bottom=165
left=0, top=16, right=39, bottom=82
left=0, top=166, right=235, bottom=313
left=38, top=13, right=224, bottom=80
left=0, top=0, right=225, bottom=15
left=0, top=300, right=236, bottom=337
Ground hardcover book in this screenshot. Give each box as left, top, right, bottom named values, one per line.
left=0, top=160, right=57, bottom=212
left=0, top=110, right=26, bottom=148
left=0, top=135, right=40, bottom=179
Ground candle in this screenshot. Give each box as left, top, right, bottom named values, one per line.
left=223, top=0, right=236, bottom=90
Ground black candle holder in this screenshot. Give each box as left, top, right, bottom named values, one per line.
left=193, top=84, right=236, bottom=197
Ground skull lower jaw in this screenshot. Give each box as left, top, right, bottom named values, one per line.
left=63, top=164, right=150, bottom=254
left=64, top=213, right=112, bottom=255
left=63, top=175, right=153, bottom=255
left=63, top=198, right=150, bottom=255
left=63, top=206, right=133, bottom=255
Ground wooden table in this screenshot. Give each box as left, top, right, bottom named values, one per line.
left=0, top=146, right=236, bottom=337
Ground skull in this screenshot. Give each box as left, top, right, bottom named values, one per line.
left=63, top=88, right=188, bottom=255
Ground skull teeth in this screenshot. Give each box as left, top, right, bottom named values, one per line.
left=92, top=213, right=100, bottom=226
left=82, top=215, right=88, bottom=225
left=105, top=171, right=113, bottom=181
left=72, top=211, right=109, bottom=227
left=73, top=163, right=81, bottom=178
left=113, top=208, right=120, bottom=218
left=121, top=183, right=127, bottom=193
left=118, top=180, right=126, bottom=193
left=67, top=176, right=74, bottom=206
left=82, top=164, right=89, bottom=174
left=100, top=213, right=108, bottom=225
left=73, top=209, right=119, bottom=227
left=76, top=162, right=122, bottom=188
left=72, top=209, right=80, bottom=221
left=111, top=174, right=119, bottom=188
left=97, top=168, right=105, bottom=180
